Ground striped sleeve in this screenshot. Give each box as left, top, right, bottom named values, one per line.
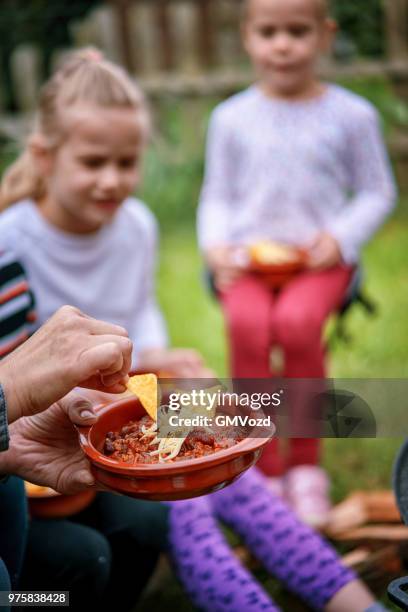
left=0, top=251, right=36, bottom=359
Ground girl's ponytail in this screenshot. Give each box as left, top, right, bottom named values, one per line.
left=0, top=150, right=45, bottom=210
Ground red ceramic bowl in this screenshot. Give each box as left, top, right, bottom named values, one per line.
left=249, top=248, right=308, bottom=288
left=78, top=397, right=274, bottom=501
left=25, top=482, right=96, bottom=518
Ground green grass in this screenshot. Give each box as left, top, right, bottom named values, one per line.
left=329, top=210, right=408, bottom=379
left=335, top=76, right=408, bottom=133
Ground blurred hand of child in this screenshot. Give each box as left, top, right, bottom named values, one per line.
left=138, top=347, right=215, bottom=378
left=206, top=246, right=247, bottom=292
left=307, top=232, right=343, bottom=270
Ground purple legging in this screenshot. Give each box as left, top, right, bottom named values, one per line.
left=167, top=468, right=355, bottom=611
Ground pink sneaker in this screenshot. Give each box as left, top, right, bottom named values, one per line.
left=255, top=470, right=285, bottom=498
left=285, top=465, right=331, bottom=528
left=263, top=476, right=285, bottom=498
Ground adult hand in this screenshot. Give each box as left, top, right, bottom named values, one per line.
left=1, top=305, right=132, bottom=422
left=1, top=393, right=97, bottom=494
left=206, top=246, right=247, bottom=292
left=307, top=232, right=343, bottom=270
left=139, top=348, right=215, bottom=378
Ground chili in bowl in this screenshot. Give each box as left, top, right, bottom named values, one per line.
left=77, top=396, right=274, bottom=501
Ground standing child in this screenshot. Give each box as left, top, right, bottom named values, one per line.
left=197, top=0, right=396, bottom=525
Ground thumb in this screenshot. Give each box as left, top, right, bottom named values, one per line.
left=75, top=468, right=96, bottom=488
left=61, top=466, right=96, bottom=494
left=58, top=392, right=98, bottom=426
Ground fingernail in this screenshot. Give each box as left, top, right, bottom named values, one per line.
left=80, top=410, right=96, bottom=420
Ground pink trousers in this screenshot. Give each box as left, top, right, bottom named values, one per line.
left=220, top=265, right=353, bottom=476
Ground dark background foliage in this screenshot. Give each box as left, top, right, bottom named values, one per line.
left=331, top=0, right=385, bottom=58
left=0, top=0, right=101, bottom=110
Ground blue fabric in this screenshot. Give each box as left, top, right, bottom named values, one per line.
left=0, top=557, right=11, bottom=612
left=21, top=492, right=167, bottom=611
left=0, top=557, right=11, bottom=590
left=0, top=477, right=28, bottom=589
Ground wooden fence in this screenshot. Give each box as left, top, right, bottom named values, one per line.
left=105, top=0, right=245, bottom=75
left=1, top=0, right=408, bottom=113
left=107, top=0, right=408, bottom=77
left=1, top=0, right=247, bottom=112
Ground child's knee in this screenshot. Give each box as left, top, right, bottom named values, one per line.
left=69, top=528, right=111, bottom=589
left=274, top=309, right=322, bottom=350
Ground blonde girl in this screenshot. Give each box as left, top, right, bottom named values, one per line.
left=0, top=47, right=207, bottom=377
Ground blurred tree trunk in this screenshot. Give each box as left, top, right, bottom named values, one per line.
left=383, top=0, right=408, bottom=61
left=107, top=0, right=136, bottom=73
left=384, top=0, right=408, bottom=102
left=0, top=0, right=102, bottom=112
